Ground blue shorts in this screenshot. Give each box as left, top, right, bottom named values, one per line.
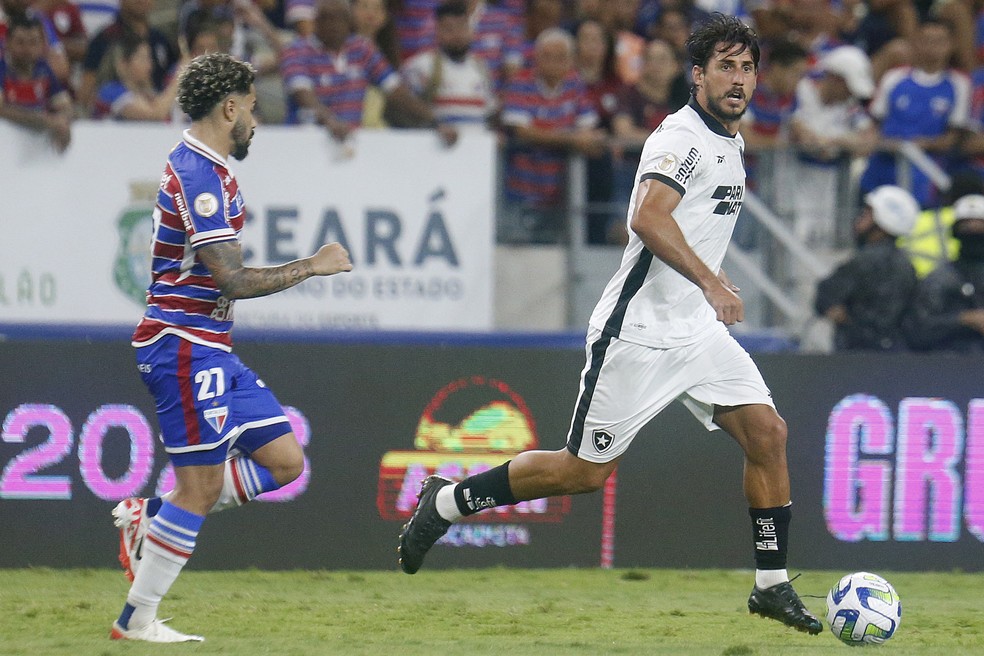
left=136, top=335, right=291, bottom=467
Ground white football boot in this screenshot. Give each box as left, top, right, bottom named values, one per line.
left=111, top=498, right=149, bottom=582
left=110, top=619, right=204, bottom=642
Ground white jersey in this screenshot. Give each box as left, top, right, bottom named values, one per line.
left=588, top=99, right=746, bottom=348
left=401, top=49, right=496, bottom=128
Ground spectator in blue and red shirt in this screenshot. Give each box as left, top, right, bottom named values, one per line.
left=860, top=18, right=972, bottom=208
left=466, top=0, right=524, bottom=92
left=499, top=27, right=606, bottom=243
left=395, top=0, right=438, bottom=61
left=281, top=0, right=454, bottom=144
left=0, top=16, right=71, bottom=150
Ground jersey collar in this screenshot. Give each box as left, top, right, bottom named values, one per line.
left=687, top=97, right=736, bottom=139
left=182, top=129, right=229, bottom=167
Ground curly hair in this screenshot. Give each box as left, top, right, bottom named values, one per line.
left=685, top=13, right=760, bottom=72
left=177, top=53, right=255, bottom=121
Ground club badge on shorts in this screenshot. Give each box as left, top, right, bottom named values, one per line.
left=592, top=429, right=614, bottom=453
left=203, top=406, right=229, bottom=433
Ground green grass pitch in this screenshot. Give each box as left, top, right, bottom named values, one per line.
left=0, top=568, right=981, bottom=655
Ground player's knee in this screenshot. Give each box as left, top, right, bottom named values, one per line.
left=563, top=460, right=612, bottom=494
left=748, top=414, right=787, bottom=461
left=179, top=474, right=224, bottom=513
left=273, top=453, right=305, bottom=486
left=576, top=468, right=610, bottom=493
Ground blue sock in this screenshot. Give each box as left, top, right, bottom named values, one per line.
left=117, top=603, right=136, bottom=630
left=149, top=502, right=205, bottom=557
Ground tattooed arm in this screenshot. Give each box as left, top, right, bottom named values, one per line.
left=197, top=240, right=352, bottom=300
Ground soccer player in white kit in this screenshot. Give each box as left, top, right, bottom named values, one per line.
left=399, top=14, right=822, bottom=635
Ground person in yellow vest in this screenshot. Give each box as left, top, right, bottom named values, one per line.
left=899, top=173, right=984, bottom=277
left=904, top=193, right=984, bottom=352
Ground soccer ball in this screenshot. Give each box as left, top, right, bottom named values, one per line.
left=825, top=572, right=901, bottom=646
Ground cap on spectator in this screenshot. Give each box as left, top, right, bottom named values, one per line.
left=865, top=185, right=920, bottom=236
left=820, top=46, right=874, bottom=99
left=954, top=194, right=984, bottom=222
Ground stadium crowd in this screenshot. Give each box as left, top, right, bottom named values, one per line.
left=4, top=0, right=984, bottom=350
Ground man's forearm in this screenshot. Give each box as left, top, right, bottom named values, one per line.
left=199, top=241, right=316, bottom=299
left=0, top=105, right=49, bottom=132
left=219, top=259, right=316, bottom=299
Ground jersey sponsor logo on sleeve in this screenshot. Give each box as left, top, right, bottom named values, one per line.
left=674, top=147, right=701, bottom=186
left=194, top=192, right=219, bottom=218
left=174, top=190, right=193, bottom=231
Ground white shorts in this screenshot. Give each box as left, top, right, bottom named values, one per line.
left=566, top=324, right=775, bottom=463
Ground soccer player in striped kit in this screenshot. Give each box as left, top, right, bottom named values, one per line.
left=110, top=52, right=352, bottom=643
left=399, top=14, right=822, bottom=635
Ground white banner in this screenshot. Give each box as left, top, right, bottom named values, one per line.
left=0, top=122, right=495, bottom=331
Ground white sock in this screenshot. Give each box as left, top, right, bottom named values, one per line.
left=755, top=568, right=789, bottom=590
left=435, top=485, right=462, bottom=522
left=123, top=502, right=202, bottom=629
left=127, top=546, right=185, bottom=628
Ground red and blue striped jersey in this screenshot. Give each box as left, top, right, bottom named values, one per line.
left=0, top=58, right=64, bottom=111
left=281, top=34, right=399, bottom=126
left=501, top=69, right=598, bottom=206
left=132, top=131, right=245, bottom=352
left=495, top=0, right=525, bottom=21
left=395, top=0, right=438, bottom=60
left=471, top=3, right=524, bottom=91
left=744, top=79, right=797, bottom=138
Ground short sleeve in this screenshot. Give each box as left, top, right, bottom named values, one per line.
left=868, top=68, right=905, bottom=121
left=172, top=164, right=235, bottom=249
left=363, top=39, right=398, bottom=92
left=636, top=122, right=705, bottom=197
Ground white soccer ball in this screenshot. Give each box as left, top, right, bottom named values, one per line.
left=825, top=572, right=902, bottom=646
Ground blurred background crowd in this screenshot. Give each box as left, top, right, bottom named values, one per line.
left=4, top=0, right=984, bottom=352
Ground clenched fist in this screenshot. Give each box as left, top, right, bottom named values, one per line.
left=310, top=242, right=353, bottom=276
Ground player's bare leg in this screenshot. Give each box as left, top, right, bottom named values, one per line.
left=398, top=449, right=618, bottom=574
left=503, top=449, right=619, bottom=499
left=714, top=404, right=790, bottom=508
left=249, top=432, right=305, bottom=487
left=715, top=403, right=821, bottom=635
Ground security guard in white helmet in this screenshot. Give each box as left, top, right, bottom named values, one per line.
left=815, top=185, right=920, bottom=350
